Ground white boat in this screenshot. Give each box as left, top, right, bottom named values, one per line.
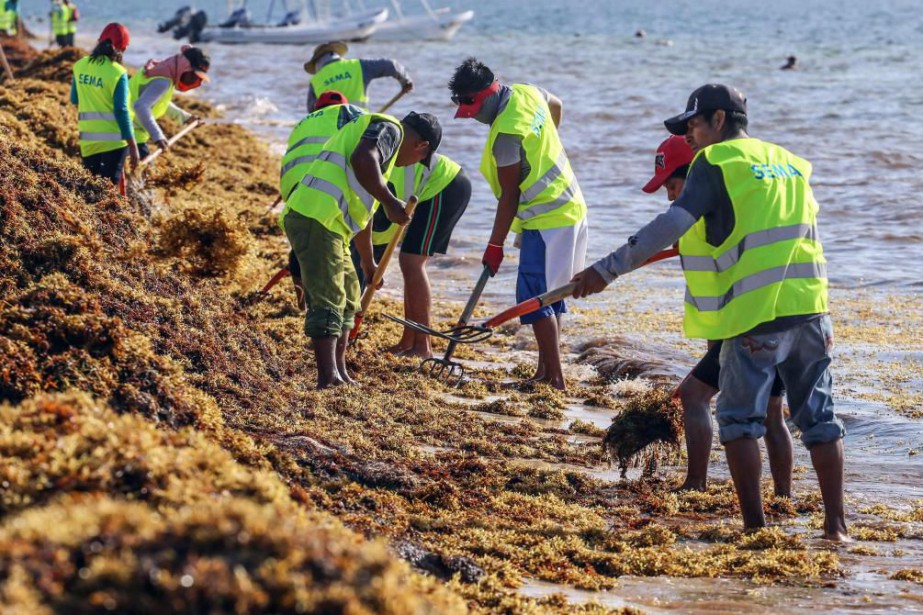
left=373, top=7, right=473, bottom=41
left=345, top=0, right=473, bottom=42
left=198, top=7, right=388, bottom=45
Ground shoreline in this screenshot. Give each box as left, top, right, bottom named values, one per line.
left=2, top=37, right=923, bottom=614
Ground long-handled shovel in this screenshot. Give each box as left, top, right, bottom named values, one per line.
left=134, top=118, right=204, bottom=172
left=349, top=196, right=419, bottom=342
left=420, top=265, right=491, bottom=385
left=385, top=248, right=680, bottom=345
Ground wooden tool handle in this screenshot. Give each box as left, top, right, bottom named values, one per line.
left=136, top=119, right=203, bottom=170
left=358, top=196, right=419, bottom=314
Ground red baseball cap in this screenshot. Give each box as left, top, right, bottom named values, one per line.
left=642, top=135, right=695, bottom=193
left=98, top=23, right=130, bottom=52
left=316, top=90, right=348, bottom=109
left=453, top=81, right=499, bottom=119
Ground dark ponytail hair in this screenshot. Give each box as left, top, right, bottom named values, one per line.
left=89, top=40, right=122, bottom=65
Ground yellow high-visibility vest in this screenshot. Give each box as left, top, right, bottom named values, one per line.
left=73, top=56, right=129, bottom=157
left=310, top=59, right=368, bottom=111
left=281, top=113, right=403, bottom=240
left=480, top=84, right=586, bottom=233
left=128, top=72, right=174, bottom=145
left=679, top=138, right=828, bottom=339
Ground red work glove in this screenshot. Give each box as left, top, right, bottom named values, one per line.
left=482, top=243, right=504, bottom=276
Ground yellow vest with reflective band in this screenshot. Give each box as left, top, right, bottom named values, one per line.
left=73, top=56, right=129, bottom=157
left=311, top=59, right=368, bottom=111
left=52, top=4, right=72, bottom=35
left=0, top=6, right=17, bottom=35
left=678, top=138, right=828, bottom=340
left=480, top=84, right=586, bottom=233
left=128, top=72, right=175, bottom=145
left=282, top=113, right=403, bottom=240
left=67, top=4, right=77, bottom=34
left=279, top=104, right=359, bottom=202
left=372, top=153, right=461, bottom=245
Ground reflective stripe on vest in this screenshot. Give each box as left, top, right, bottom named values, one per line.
left=678, top=138, right=827, bottom=340
left=310, top=59, right=369, bottom=111
left=73, top=56, right=129, bottom=157
left=279, top=105, right=360, bottom=202
left=281, top=113, right=403, bottom=239
left=680, top=223, right=818, bottom=273
left=480, top=84, right=586, bottom=232
left=685, top=262, right=827, bottom=312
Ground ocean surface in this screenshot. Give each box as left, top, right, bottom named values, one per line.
left=21, top=1, right=923, bottom=611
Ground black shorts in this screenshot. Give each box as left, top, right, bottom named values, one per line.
left=400, top=169, right=471, bottom=256
left=691, top=340, right=785, bottom=396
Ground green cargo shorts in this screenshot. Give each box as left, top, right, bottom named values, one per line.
left=284, top=211, right=360, bottom=338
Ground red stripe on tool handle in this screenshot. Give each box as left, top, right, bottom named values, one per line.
left=259, top=266, right=290, bottom=294
left=480, top=248, right=679, bottom=330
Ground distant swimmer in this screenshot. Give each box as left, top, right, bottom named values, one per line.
left=303, top=40, right=413, bottom=114
left=781, top=55, right=798, bottom=70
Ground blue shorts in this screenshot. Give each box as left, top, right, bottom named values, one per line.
left=516, top=229, right=567, bottom=325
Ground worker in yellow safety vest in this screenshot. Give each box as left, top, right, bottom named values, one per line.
left=360, top=113, right=471, bottom=359
left=303, top=40, right=413, bottom=113
left=70, top=23, right=139, bottom=185
left=280, top=109, right=434, bottom=389
left=130, top=45, right=210, bottom=159
left=571, top=84, right=848, bottom=541
left=279, top=89, right=363, bottom=309
left=51, top=0, right=79, bottom=47
left=0, top=0, right=18, bottom=36
left=448, top=57, right=588, bottom=391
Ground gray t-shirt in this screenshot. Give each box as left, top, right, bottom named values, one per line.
left=361, top=119, right=401, bottom=171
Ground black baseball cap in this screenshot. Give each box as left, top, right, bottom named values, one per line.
left=664, top=84, right=747, bottom=136
left=402, top=111, right=442, bottom=166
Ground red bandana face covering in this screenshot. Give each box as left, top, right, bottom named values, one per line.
left=453, top=81, right=500, bottom=119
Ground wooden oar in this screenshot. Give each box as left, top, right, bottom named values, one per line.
left=349, top=196, right=418, bottom=341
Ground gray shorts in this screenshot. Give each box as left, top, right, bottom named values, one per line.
left=717, top=314, right=845, bottom=448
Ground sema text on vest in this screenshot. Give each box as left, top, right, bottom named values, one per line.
left=751, top=163, right=803, bottom=180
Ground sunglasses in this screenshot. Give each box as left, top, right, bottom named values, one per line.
left=451, top=93, right=476, bottom=106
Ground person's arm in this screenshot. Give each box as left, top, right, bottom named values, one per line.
left=112, top=73, right=140, bottom=168
left=360, top=58, right=413, bottom=94
left=132, top=78, right=171, bottom=147
left=164, top=101, right=192, bottom=125
left=546, top=93, right=563, bottom=127
left=350, top=121, right=408, bottom=224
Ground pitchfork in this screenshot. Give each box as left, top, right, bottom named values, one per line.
left=420, top=265, right=492, bottom=385
left=385, top=248, right=679, bottom=346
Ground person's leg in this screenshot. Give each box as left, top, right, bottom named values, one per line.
left=338, top=238, right=361, bottom=384
left=717, top=331, right=783, bottom=530
left=725, top=437, right=766, bottom=529
left=286, top=212, right=347, bottom=389
left=137, top=141, right=150, bottom=161
left=764, top=392, right=794, bottom=497
left=776, top=315, right=848, bottom=540
left=398, top=251, right=432, bottom=358
left=517, top=229, right=556, bottom=386
left=676, top=374, right=717, bottom=491
left=532, top=313, right=564, bottom=389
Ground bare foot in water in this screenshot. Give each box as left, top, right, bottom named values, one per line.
left=401, top=347, right=433, bottom=360
left=385, top=344, right=411, bottom=355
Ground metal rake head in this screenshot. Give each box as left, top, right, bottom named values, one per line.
left=420, top=357, right=466, bottom=387
left=383, top=314, right=493, bottom=344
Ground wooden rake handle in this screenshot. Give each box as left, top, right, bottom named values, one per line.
left=134, top=119, right=204, bottom=172
left=350, top=196, right=419, bottom=340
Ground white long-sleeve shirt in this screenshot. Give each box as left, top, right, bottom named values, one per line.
left=133, top=78, right=192, bottom=143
